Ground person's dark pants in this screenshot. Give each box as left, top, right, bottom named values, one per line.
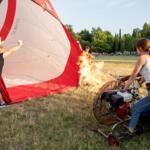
left=0, top=75, right=11, bottom=104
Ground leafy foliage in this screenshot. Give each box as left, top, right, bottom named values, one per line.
left=66, top=22, right=150, bottom=53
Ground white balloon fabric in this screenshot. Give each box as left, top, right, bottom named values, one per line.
left=0, top=0, right=81, bottom=103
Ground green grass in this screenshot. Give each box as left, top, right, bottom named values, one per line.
left=0, top=89, right=109, bottom=150
left=0, top=61, right=150, bottom=150
left=96, top=56, right=137, bottom=63
left=0, top=87, right=150, bottom=150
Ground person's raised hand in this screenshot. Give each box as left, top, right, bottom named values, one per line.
left=18, top=40, right=23, bottom=47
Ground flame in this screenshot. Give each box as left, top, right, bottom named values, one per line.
left=78, top=51, right=114, bottom=92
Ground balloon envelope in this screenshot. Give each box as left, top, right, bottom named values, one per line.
left=0, top=0, right=81, bottom=103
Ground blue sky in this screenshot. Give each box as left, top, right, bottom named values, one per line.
left=51, top=0, right=150, bottom=34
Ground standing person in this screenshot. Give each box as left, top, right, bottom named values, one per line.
left=0, top=38, right=23, bottom=106
left=124, top=38, right=150, bottom=133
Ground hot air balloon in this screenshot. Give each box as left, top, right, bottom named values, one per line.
left=0, top=0, right=81, bottom=104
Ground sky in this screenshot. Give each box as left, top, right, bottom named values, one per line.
left=51, top=0, right=150, bottom=35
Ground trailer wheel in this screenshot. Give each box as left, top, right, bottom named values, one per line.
left=93, top=93, right=117, bottom=125
left=107, top=134, right=119, bottom=146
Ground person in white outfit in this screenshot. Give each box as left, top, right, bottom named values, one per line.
left=124, top=38, right=150, bottom=133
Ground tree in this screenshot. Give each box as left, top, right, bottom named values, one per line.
left=66, top=22, right=150, bottom=54
left=78, top=29, right=92, bottom=49
left=118, top=29, right=122, bottom=51
left=142, top=22, right=150, bottom=38
left=79, top=29, right=92, bottom=42
left=91, top=27, right=102, bottom=36
left=123, top=34, right=135, bottom=53
left=66, top=24, right=80, bottom=40
left=132, top=28, right=141, bottom=37
left=91, top=29, right=113, bottom=52
left=112, top=34, right=119, bottom=52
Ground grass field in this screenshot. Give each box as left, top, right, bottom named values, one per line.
left=96, top=55, right=137, bottom=63
left=0, top=56, right=150, bottom=150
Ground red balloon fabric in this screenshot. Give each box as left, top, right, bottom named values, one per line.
left=0, top=0, right=81, bottom=104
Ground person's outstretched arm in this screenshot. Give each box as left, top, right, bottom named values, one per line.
left=3, top=40, right=23, bottom=58
left=124, top=56, right=145, bottom=89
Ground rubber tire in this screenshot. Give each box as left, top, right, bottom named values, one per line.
left=108, top=134, right=119, bottom=146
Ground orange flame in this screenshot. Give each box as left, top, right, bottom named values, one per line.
left=78, top=51, right=114, bottom=92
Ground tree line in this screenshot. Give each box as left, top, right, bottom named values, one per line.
left=66, top=22, right=150, bottom=53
